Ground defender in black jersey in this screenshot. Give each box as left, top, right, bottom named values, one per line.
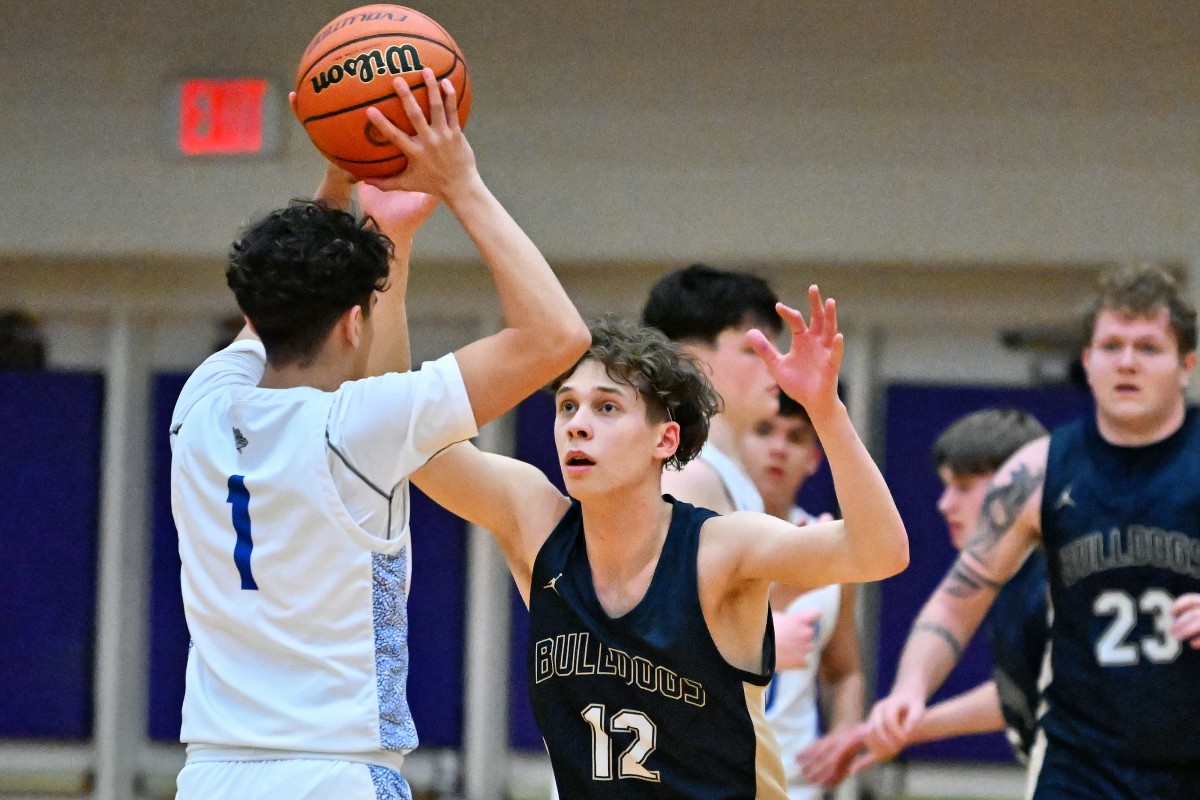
left=863, top=266, right=1200, bottom=800
left=414, top=293, right=909, bottom=798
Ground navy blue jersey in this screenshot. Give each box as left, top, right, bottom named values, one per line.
left=1040, top=408, right=1200, bottom=766
left=528, top=497, right=788, bottom=799
left=985, top=548, right=1049, bottom=760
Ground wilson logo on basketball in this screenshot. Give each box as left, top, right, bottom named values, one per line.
left=310, top=45, right=425, bottom=94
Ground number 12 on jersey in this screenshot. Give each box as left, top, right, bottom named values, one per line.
left=226, top=475, right=259, bottom=590
left=581, top=704, right=660, bottom=782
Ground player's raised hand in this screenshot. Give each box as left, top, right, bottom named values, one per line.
left=364, top=68, right=479, bottom=199
left=358, top=183, right=440, bottom=244
left=1170, top=593, right=1200, bottom=648
left=798, top=722, right=868, bottom=788
left=746, top=286, right=843, bottom=420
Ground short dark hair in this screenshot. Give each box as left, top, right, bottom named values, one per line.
left=226, top=201, right=393, bottom=367
left=550, top=316, right=721, bottom=470
left=1082, top=264, right=1197, bottom=355
left=932, top=408, right=1047, bottom=476
left=777, top=392, right=811, bottom=424
left=641, top=263, right=782, bottom=345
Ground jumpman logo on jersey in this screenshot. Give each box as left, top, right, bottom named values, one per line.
left=544, top=573, right=564, bottom=595
left=1055, top=485, right=1075, bottom=510
left=232, top=427, right=249, bottom=453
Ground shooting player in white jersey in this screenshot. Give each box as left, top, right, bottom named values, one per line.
left=169, top=70, right=588, bottom=800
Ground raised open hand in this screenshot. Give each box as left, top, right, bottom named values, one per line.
left=362, top=68, right=479, bottom=198
left=746, top=285, right=843, bottom=419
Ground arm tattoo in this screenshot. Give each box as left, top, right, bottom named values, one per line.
left=913, top=622, right=965, bottom=662
left=962, top=463, right=1044, bottom=565
left=942, top=557, right=1003, bottom=599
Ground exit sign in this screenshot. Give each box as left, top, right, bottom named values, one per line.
left=174, top=78, right=280, bottom=156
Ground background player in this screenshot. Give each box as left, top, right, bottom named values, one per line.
left=413, top=289, right=909, bottom=798
left=801, top=408, right=1048, bottom=782
left=742, top=394, right=866, bottom=799
left=862, top=265, right=1200, bottom=799
left=170, top=71, right=588, bottom=800
left=641, top=263, right=782, bottom=513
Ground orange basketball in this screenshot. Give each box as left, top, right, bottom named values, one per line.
left=293, top=5, right=471, bottom=179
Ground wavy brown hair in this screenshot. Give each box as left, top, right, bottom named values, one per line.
left=550, top=316, right=721, bottom=470
left=1082, top=264, right=1197, bottom=355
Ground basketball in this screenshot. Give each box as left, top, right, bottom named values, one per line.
left=293, top=5, right=471, bottom=179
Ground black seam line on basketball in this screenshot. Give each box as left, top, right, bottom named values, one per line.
left=333, top=153, right=408, bottom=167
left=299, top=70, right=455, bottom=125
left=298, top=32, right=462, bottom=89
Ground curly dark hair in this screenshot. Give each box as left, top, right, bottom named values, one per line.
left=226, top=200, right=393, bottom=367
left=641, top=263, right=782, bottom=345
left=1082, top=264, right=1197, bottom=355
left=550, top=316, right=721, bottom=470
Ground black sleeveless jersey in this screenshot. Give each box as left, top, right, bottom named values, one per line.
left=1040, top=408, right=1200, bottom=766
left=984, top=548, right=1048, bottom=760
left=527, top=496, right=788, bottom=799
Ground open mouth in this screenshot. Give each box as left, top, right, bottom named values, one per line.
left=565, top=453, right=595, bottom=467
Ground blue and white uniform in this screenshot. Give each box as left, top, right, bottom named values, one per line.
left=1031, top=409, right=1200, bottom=799
left=169, top=339, right=476, bottom=800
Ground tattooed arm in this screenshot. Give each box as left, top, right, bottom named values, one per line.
left=855, top=437, right=1050, bottom=768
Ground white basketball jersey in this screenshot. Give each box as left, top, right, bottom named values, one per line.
left=764, top=508, right=842, bottom=800
left=169, top=340, right=476, bottom=764
left=697, top=443, right=765, bottom=513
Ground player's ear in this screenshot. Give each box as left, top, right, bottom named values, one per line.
left=1181, top=350, right=1197, bottom=387
left=341, top=304, right=365, bottom=349
left=654, top=421, right=681, bottom=461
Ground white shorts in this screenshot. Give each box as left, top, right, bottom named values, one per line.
left=175, top=758, right=412, bottom=800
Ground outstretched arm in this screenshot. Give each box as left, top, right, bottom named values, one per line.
left=365, top=69, right=589, bottom=427
left=861, top=438, right=1047, bottom=762
left=727, top=287, right=908, bottom=588
left=412, top=442, right=570, bottom=602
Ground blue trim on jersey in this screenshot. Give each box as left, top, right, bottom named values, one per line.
left=226, top=475, right=259, bottom=590
left=368, top=764, right=414, bottom=800
left=372, top=549, right=418, bottom=751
